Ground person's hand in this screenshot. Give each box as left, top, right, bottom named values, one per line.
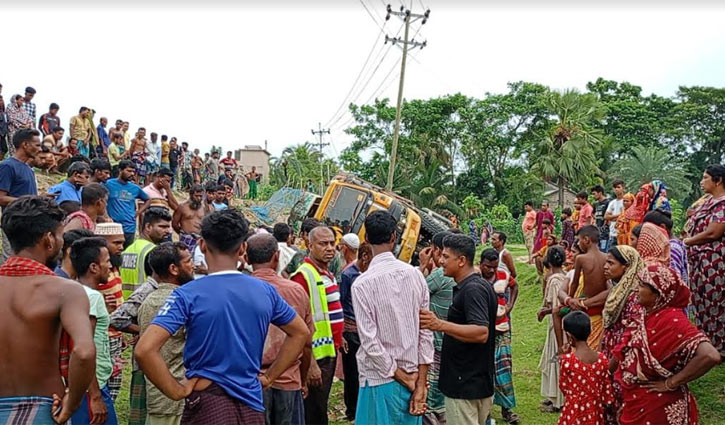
left=51, top=390, right=74, bottom=425
left=301, top=384, right=309, bottom=399
left=537, top=308, right=547, bottom=322
left=307, top=361, right=323, bottom=388
left=505, top=304, right=514, bottom=316
left=89, top=392, right=108, bottom=424
left=340, top=337, right=349, bottom=354
left=567, top=298, right=584, bottom=311
left=258, top=373, right=272, bottom=390
left=104, top=294, right=118, bottom=310
left=419, top=310, right=442, bottom=331
left=394, top=368, right=418, bottom=392
left=643, top=378, right=675, bottom=393
left=176, top=377, right=199, bottom=400
left=418, top=247, right=433, bottom=273
left=408, top=384, right=428, bottom=416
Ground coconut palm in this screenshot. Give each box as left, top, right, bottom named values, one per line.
left=531, top=89, right=608, bottom=207
left=609, top=145, right=691, bottom=198
left=270, top=143, right=338, bottom=191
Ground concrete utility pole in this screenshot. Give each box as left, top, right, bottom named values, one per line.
left=385, top=4, right=429, bottom=192
left=311, top=122, right=330, bottom=194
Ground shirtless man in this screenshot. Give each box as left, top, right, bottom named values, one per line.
left=172, top=184, right=206, bottom=253
left=565, top=224, right=608, bottom=349
left=191, top=149, right=203, bottom=184
left=0, top=196, right=96, bottom=423
left=129, top=128, right=148, bottom=185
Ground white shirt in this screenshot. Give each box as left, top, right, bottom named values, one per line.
left=276, top=242, right=297, bottom=275
left=606, top=198, right=624, bottom=237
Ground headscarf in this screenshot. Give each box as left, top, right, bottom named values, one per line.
left=636, top=222, right=670, bottom=266
left=603, top=246, right=645, bottom=328
left=649, top=179, right=671, bottom=212
left=624, top=184, right=651, bottom=222
left=617, top=193, right=635, bottom=226
left=638, top=263, right=691, bottom=312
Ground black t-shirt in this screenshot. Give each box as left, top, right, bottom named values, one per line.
left=168, top=147, right=180, bottom=168
left=594, top=198, right=610, bottom=239
left=439, top=272, right=497, bottom=400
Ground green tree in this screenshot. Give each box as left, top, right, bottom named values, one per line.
left=531, top=89, right=608, bottom=207
left=609, top=145, right=691, bottom=199
left=270, top=143, right=338, bottom=192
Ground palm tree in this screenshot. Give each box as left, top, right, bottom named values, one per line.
left=270, top=143, right=338, bottom=191
left=609, top=145, right=691, bottom=198
left=531, top=89, right=608, bottom=207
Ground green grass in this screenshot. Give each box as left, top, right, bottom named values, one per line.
left=113, top=244, right=725, bottom=424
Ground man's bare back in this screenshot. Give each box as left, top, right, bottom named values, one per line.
left=571, top=249, right=608, bottom=299
left=173, top=201, right=205, bottom=234
left=0, top=275, right=93, bottom=398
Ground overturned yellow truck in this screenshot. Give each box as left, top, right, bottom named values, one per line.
left=293, top=174, right=450, bottom=264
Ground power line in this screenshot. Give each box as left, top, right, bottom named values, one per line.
left=322, top=31, right=385, bottom=128
left=359, top=0, right=385, bottom=31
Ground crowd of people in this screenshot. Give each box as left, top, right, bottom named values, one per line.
left=0, top=86, right=724, bottom=425
left=0, top=85, right=263, bottom=201
left=521, top=167, right=725, bottom=425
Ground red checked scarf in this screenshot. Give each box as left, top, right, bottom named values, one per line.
left=0, top=256, right=73, bottom=380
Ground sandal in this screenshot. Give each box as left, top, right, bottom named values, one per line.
left=502, top=409, right=521, bottom=424
left=540, top=404, right=560, bottom=413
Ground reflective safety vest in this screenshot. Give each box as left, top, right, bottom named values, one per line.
left=120, top=239, right=155, bottom=299
left=292, top=263, right=336, bottom=360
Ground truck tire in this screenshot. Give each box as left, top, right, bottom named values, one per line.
left=419, top=209, right=449, bottom=238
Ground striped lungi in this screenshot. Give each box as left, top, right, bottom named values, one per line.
left=426, top=349, right=445, bottom=414
left=181, top=383, right=263, bottom=425
left=130, top=370, right=147, bottom=425
left=493, top=331, right=517, bottom=409
left=179, top=233, right=200, bottom=255
left=0, top=396, right=56, bottom=425
left=108, top=334, right=124, bottom=400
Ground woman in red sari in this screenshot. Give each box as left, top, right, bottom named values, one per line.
left=612, top=264, right=721, bottom=425
left=621, top=184, right=651, bottom=246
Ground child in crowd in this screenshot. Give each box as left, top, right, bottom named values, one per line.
left=533, top=232, right=557, bottom=292
left=538, top=246, right=568, bottom=413
left=558, top=311, right=613, bottom=425
left=560, top=207, right=575, bottom=248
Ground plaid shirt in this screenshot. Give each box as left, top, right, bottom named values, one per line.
left=23, top=101, right=37, bottom=126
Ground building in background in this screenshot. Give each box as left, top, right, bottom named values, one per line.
left=235, top=142, right=271, bottom=183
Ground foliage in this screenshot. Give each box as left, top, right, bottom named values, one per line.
left=270, top=143, right=339, bottom=193
left=256, top=184, right=278, bottom=202
left=530, top=89, right=608, bottom=207
left=609, top=145, right=691, bottom=199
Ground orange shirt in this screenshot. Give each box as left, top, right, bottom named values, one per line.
left=522, top=210, right=537, bottom=233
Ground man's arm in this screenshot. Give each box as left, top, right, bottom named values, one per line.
left=86, top=317, right=107, bottom=425
left=136, top=325, right=196, bottom=400
left=165, top=186, right=179, bottom=211
left=420, top=310, right=488, bottom=344
left=109, top=284, right=150, bottom=333
left=503, top=251, right=516, bottom=279
left=506, top=281, right=519, bottom=314
left=0, top=190, right=16, bottom=207
left=568, top=257, right=583, bottom=298
left=53, top=283, right=96, bottom=424
left=171, top=205, right=184, bottom=233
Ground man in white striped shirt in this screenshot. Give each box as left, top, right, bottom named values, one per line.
left=351, top=210, right=434, bottom=425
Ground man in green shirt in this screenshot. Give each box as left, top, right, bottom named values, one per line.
left=108, top=133, right=124, bottom=177
left=418, top=231, right=456, bottom=425
left=70, top=236, right=118, bottom=425
left=138, top=242, right=195, bottom=425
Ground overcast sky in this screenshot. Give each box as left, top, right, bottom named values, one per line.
left=3, top=1, right=724, bottom=158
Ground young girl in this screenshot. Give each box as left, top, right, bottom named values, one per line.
left=538, top=246, right=568, bottom=413
left=558, top=311, right=613, bottom=425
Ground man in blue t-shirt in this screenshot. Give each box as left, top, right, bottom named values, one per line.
left=46, top=161, right=90, bottom=213
left=106, top=159, right=151, bottom=247
left=0, top=129, right=41, bottom=263
left=136, top=209, right=309, bottom=423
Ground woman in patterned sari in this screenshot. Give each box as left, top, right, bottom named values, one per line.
left=616, top=193, right=635, bottom=246
left=684, top=164, right=725, bottom=359
left=612, top=264, right=720, bottom=425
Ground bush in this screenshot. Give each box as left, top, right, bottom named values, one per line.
left=257, top=184, right=279, bottom=202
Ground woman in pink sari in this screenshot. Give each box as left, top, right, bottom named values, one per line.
left=612, top=264, right=720, bottom=425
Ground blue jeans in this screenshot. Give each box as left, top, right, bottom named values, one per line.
left=71, top=384, right=118, bottom=425
left=263, top=388, right=304, bottom=425
left=599, top=237, right=611, bottom=253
